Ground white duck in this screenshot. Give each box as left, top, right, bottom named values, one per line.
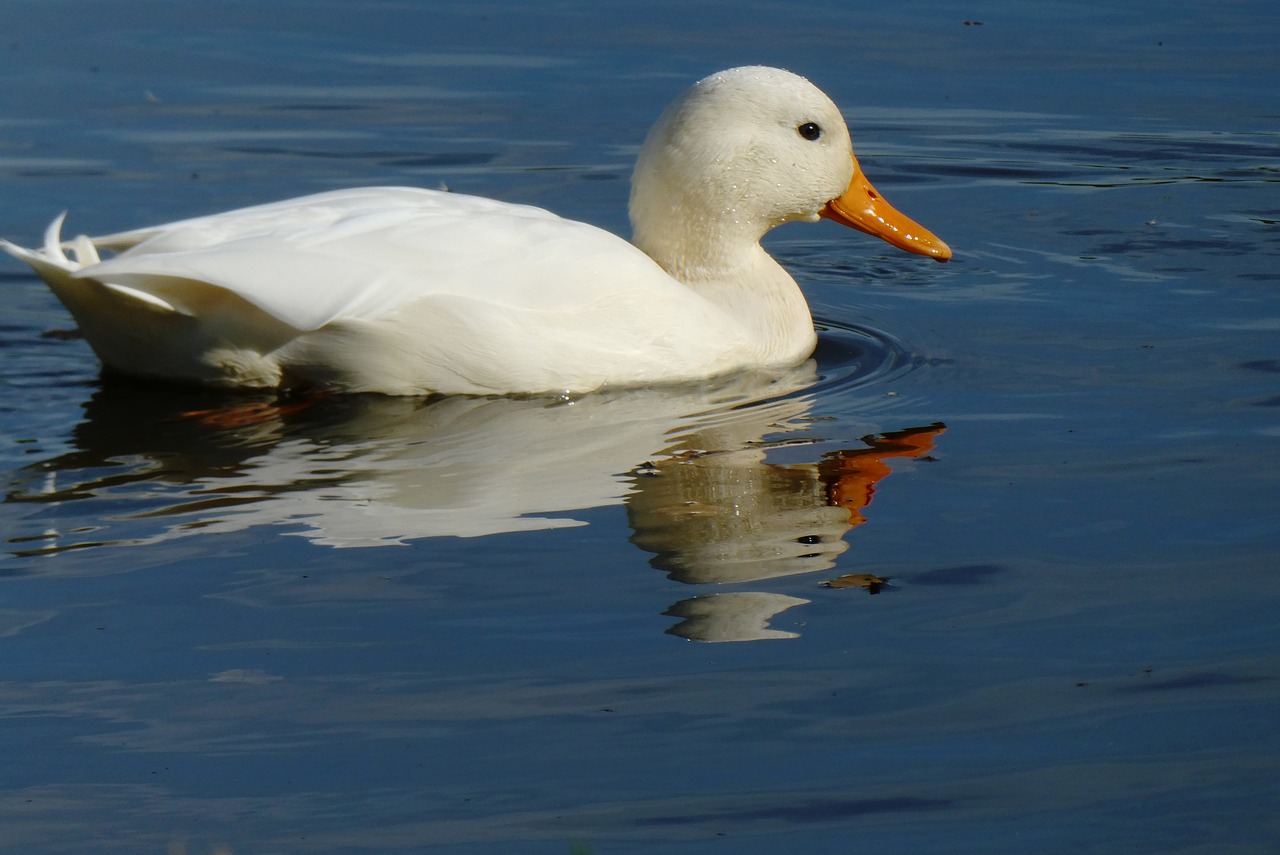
left=2, top=66, right=950, bottom=396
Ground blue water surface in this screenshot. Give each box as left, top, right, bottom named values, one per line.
left=1, top=2, right=1278, bottom=853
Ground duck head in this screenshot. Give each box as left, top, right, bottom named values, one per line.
left=629, top=66, right=951, bottom=274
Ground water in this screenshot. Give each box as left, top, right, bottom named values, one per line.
left=2, top=2, right=1278, bottom=853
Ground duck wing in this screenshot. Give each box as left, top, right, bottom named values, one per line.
left=77, top=187, right=688, bottom=332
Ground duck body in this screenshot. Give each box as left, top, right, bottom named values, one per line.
left=12, top=187, right=791, bottom=396
left=2, top=67, right=950, bottom=396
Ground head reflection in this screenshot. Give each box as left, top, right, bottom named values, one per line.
left=626, top=424, right=945, bottom=641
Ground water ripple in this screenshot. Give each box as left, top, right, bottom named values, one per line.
left=810, top=317, right=923, bottom=396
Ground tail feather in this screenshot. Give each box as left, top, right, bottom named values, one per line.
left=4, top=214, right=182, bottom=315
left=3, top=214, right=84, bottom=293
left=5, top=212, right=297, bottom=387
left=42, top=212, right=76, bottom=263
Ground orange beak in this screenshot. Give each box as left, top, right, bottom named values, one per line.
left=820, top=154, right=952, bottom=262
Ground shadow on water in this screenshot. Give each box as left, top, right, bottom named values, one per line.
left=634, top=795, right=953, bottom=826
left=4, top=324, right=944, bottom=641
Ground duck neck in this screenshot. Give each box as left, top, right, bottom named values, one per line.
left=631, top=212, right=816, bottom=365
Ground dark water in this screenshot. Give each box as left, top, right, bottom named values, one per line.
left=2, top=2, right=1278, bottom=853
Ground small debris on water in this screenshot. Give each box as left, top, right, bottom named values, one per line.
left=821, top=573, right=890, bottom=593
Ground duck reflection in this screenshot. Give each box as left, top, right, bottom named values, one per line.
left=630, top=423, right=943, bottom=585
left=7, top=369, right=942, bottom=641
left=630, top=422, right=943, bottom=641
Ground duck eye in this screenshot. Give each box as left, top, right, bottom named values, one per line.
left=797, top=122, right=822, bottom=141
